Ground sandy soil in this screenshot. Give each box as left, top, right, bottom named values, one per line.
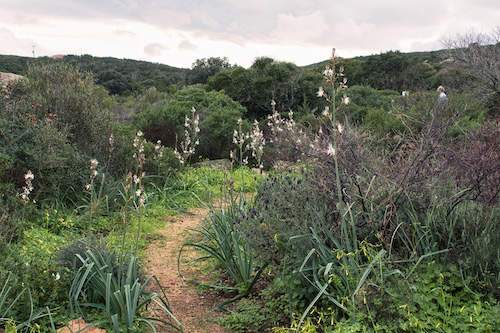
left=145, top=207, right=231, bottom=333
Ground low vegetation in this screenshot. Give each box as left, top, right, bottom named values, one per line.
left=0, top=36, right=498, bottom=332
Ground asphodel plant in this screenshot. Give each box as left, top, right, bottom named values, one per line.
left=316, top=48, right=355, bottom=253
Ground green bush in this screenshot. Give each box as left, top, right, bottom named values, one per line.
left=23, top=63, right=112, bottom=158
left=134, top=87, right=247, bottom=160
left=239, top=174, right=330, bottom=269
left=363, top=107, right=405, bottom=137
left=0, top=63, right=115, bottom=204
left=394, top=91, right=487, bottom=137
left=207, top=58, right=324, bottom=120
left=0, top=181, right=34, bottom=251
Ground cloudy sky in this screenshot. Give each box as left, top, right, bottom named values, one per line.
left=1, top=0, right=499, bottom=68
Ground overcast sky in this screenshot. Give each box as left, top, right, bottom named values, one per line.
left=1, top=0, right=499, bottom=68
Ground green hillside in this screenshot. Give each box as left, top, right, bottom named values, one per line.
left=0, top=54, right=189, bottom=95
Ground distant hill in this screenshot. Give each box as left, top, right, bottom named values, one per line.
left=303, top=49, right=447, bottom=69
left=302, top=48, right=467, bottom=92
left=0, top=54, right=189, bottom=95
left=0, top=48, right=466, bottom=96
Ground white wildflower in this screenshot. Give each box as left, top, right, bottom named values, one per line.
left=327, top=143, right=336, bottom=157
left=337, top=123, right=344, bottom=134
left=317, top=86, right=324, bottom=97
left=25, top=170, right=34, bottom=181
left=323, top=67, right=334, bottom=78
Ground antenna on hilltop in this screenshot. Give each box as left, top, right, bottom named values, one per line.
left=32, top=44, right=36, bottom=58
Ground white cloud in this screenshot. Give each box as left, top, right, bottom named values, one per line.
left=178, top=40, right=197, bottom=51
left=0, top=27, right=44, bottom=57
left=144, top=43, right=168, bottom=57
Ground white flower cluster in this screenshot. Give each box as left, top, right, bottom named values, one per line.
left=20, top=170, right=34, bottom=204
left=317, top=48, right=350, bottom=119
left=108, top=134, right=114, bottom=149
left=266, top=100, right=305, bottom=147
left=85, top=158, right=99, bottom=191
left=231, top=117, right=267, bottom=169
left=154, top=140, right=164, bottom=160
left=231, top=118, right=250, bottom=165
left=175, top=107, right=200, bottom=165
left=132, top=131, right=147, bottom=207
left=249, top=120, right=266, bottom=169
left=132, top=130, right=145, bottom=163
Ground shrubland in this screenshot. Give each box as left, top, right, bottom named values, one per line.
left=186, top=51, right=498, bottom=332
left=0, top=41, right=498, bottom=332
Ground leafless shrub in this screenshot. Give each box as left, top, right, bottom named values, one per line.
left=445, top=121, right=499, bottom=207
left=442, top=27, right=500, bottom=105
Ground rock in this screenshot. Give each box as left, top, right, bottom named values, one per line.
left=0, top=72, right=24, bottom=91
left=57, top=318, right=107, bottom=333
left=193, top=158, right=231, bottom=169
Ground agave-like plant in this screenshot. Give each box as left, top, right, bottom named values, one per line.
left=179, top=196, right=268, bottom=311
left=69, top=247, right=182, bottom=332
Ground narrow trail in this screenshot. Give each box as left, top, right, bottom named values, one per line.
left=145, top=207, right=231, bottom=333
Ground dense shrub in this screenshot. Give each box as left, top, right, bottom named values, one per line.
left=239, top=174, right=331, bottom=268
left=207, top=58, right=325, bottom=120
left=231, top=59, right=498, bottom=331
left=0, top=64, right=115, bottom=203
left=134, top=87, right=247, bottom=159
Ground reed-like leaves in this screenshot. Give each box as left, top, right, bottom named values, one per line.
left=69, top=248, right=182, bottom=332
left=179, top=199, right=268, bottom=310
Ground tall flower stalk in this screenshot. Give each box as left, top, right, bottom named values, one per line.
left=174, top=107, right=200, bottom=166
left=317, top=49, right=352, bottom=246
left=250, top=120, right=266, bottom=172
left=85, top=158, right=99, bottom=217
left=131, top=130, right=146, bottom=254
left=232, top=118, right=249, bottom=188
left=118, top=130, right=148, bottom=273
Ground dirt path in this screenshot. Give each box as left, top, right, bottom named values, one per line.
left=145, top=207, right=231, bottom=333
